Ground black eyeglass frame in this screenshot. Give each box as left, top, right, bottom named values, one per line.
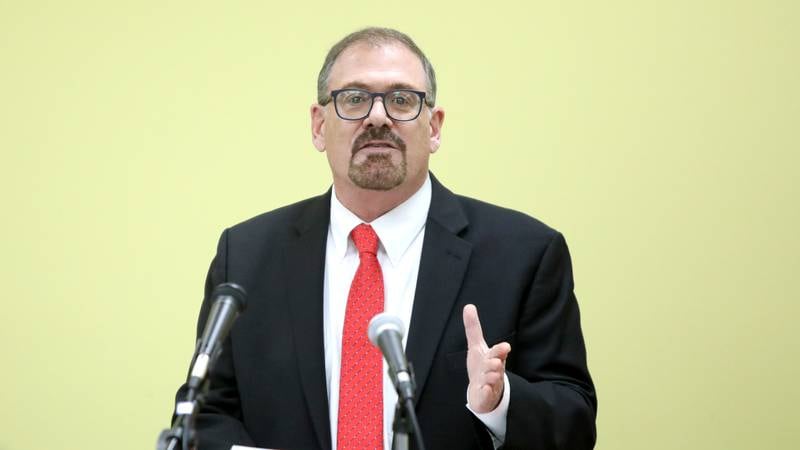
left=327, top=88, right=429, bottom=122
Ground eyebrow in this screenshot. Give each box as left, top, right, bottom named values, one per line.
left=339, top=81, right=421, bottom=91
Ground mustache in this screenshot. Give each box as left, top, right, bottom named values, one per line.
left=351, top=127, right=406, bottom=154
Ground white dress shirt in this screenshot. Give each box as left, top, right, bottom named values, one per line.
left=323, top=175, right=508, bottom=449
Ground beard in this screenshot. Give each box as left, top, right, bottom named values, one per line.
left=348, top=126, right=407, bottom=191
left=349, top=153, right=407, bottom=190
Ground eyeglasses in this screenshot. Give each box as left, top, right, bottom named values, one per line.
left=327, top=89, right=428, bottom=121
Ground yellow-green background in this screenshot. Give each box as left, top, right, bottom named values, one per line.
left=1, top=1, right=797, bottom=449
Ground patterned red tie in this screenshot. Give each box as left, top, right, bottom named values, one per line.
left=337, top=223, right=384, bottom=450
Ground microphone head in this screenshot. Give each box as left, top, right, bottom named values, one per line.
left=211, top=282, right=248, bottom=311
left=368, top=313, right=405, bottom=346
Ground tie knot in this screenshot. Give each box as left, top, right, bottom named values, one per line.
left=351, top=223, right=379, bottom=255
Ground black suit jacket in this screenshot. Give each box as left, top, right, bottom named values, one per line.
left=179, top=175, right=597, bottom=450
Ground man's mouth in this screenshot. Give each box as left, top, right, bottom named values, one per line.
left=359, top=140, right=398, bottom=151
left=351, top=127, right=406, bottom=155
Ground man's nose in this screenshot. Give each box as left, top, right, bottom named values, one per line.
left=364, top=97, right=392, bottom=128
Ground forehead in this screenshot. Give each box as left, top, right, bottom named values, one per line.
left=327, top=42, right=427, bottom=91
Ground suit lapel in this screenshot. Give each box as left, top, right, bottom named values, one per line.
left=406, top=175, right=471, bottom=400
left=284, top=191, right=333, bottom=450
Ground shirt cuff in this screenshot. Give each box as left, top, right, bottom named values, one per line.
left=465, top=372, right=510, bottom=447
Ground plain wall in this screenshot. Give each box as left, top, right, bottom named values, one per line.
left=1, top=1, right=798, bottom=449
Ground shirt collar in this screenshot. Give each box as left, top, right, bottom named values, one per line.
left=329, top=174, right=432, bottom=267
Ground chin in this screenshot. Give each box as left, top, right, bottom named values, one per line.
left=350, top=175, right=405, bottom=191
left=349, top=154, right=407, bottom=191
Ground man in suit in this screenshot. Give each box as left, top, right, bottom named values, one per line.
left=179, top=27, right=597, bottom=449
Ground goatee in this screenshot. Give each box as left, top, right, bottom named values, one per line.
left=349, top=126, right=407, bottom=190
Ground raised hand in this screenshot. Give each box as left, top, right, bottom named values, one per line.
left=462, top=304, right=512, bottom=413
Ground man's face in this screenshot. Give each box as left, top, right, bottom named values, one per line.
left=311, top=42, right=444, bottom=192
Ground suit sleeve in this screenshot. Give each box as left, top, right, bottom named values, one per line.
left=503, top=232, right=597, bottom=449
left=174, top=229, right=256, bottom=450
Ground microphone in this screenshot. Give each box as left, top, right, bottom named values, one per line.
left=187, top=282, right=248, bottom=392
left=368, top=313, right=415, bottom=402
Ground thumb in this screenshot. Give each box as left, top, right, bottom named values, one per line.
left=463, top=304, right=487, bottom=350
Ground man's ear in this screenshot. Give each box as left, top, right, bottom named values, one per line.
left=310, top=104, right=326, bottom=152
left=428, top=106, right=445, bottom=153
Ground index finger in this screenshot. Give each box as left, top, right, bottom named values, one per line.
left=462, top=304, right=487, bottom=350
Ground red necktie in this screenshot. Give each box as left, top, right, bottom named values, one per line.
left=337, top=223, right=384, bottom=450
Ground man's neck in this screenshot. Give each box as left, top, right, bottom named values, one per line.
left=333, top=175, right=427, bottom=223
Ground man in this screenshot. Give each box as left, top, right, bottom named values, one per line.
left=179, top=27, right=596, bottom=449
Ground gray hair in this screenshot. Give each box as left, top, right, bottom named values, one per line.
left=316, top=27, right=437, bottom=107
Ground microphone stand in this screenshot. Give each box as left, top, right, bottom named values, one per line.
left=156, top=375, right=211, bottom=450
left=391, top=365, right=425, bottom=450
left=157, top=283, right=247, bottom=450
left=392, top=401, right=412, bottom=450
